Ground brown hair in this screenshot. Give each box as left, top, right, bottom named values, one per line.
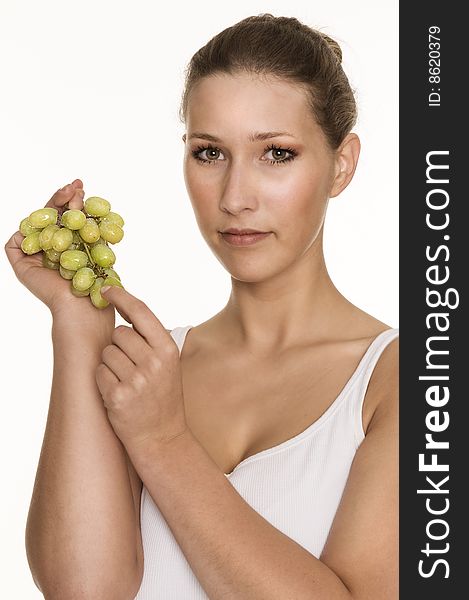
left=178, top=14, right=357, bottom=150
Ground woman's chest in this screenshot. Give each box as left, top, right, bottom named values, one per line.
left=180, top=340, right=377, bottom=475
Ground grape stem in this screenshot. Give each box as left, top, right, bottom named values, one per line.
left=83, top=242, right=95, bottom=266
left=82, top=240, right=106, bottom=278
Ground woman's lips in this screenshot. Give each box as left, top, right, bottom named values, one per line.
left=220, top=231, right=272, bottom=246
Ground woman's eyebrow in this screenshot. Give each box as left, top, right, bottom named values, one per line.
left=188, top=131, right=297, bottom=142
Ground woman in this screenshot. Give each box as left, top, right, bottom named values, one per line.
left=5, top=14, right=398, bottom=600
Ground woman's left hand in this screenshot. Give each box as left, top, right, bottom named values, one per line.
left=95, top=285, right=188, bottom=458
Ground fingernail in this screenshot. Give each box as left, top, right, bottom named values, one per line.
left=101, top=286, right=111, bottom=294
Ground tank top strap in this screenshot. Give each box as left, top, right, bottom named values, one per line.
left=352, top=327, right=399, bottom=445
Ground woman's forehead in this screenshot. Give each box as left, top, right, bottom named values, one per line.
left=186, top=74, right=317, bottom=139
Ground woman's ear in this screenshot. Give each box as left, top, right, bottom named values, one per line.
left=329, top=133, right=361, bottom=198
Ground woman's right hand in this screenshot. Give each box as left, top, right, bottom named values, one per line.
left=4, top=179, right=115, bottom=332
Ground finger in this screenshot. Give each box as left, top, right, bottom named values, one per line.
left=101, top=344, right=136, bottom=382
left=45, top=184, right=75, bottom=208
left=111, top=325, right=153, bottom=365
left=53, top=186, right=85, bottom=211
left=100, top=286, right=166, bottom=348
left=95, top=362, right=120, bottom=398
left=68, top=187, right=85, bottom=210
left=67, top=179, right=85, bottom=210
left=4, top=230, right=25, bottom=269
left=45, top=179, right=85, bottom=211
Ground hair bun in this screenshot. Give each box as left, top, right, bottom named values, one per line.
left=320, top=32, right=342, bottom=64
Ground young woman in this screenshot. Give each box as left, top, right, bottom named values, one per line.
left=5, top=14, right=398, bottom=600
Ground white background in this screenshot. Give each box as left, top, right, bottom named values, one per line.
left=0, top=1, right=398, bottom=596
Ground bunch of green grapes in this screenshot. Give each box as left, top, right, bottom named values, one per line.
left=19, top=196, right=124, bottom=309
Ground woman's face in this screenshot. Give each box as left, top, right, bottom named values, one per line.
left=182, top=72, right=345, bottom=282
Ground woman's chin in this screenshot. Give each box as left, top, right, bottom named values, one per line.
left=216, top=258, right=281, bottom=283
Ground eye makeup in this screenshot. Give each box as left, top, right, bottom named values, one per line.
left=191, top=143, right=298, bottom=166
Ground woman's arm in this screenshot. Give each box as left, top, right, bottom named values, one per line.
left=128, top=338, right=399, bottom=600
left=319, top=337, right=399, bottom=598
left=25, top=319, right=142, bottom=600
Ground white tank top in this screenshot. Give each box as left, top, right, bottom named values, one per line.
left=134, top=325, right=399, bottom=599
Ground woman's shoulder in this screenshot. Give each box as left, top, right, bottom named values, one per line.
left=342, top=307, right=398, bottom=435
left=355, top=310, right=398, bottom=381
left=339, top=304, right=398, bottom=355
left=364, top=329, right=399, bottom=435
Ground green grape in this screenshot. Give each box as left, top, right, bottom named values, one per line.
left=90, top=244, right=116, bottom=267
left=19, top=217, right=40, bottom=237
left=43, top=258, right=58, bottom=270
left=71, top=286, right=90, bottom=297
left=28, top=208, right=58, bottom=228
left=45, top=248, right=61, bottom=263
left=90, top=237, right=107, bottom=247
left=103, top=267, right=121, bottom=280
left=59, top=265, right=76, bottom=280
left=84, top=196, right=111, bottom=217
left=21, top=232, right=42, bottom=255
left=103, top=275, right=123, bottom=288
left=39, top=224, right=60, bottom=250
left=60, top=265, right=76, bottom=280
left=67, top=229, right=84, bottom=250
left=60, top=249, right=88, bottom=271
left=42, top=253, right=60, bottom=270
left=90, top=277, right=109, bottom=309
left=101, top=211, right=124, bottom=227
left=61, top=209, right=87, bottom=230
left=67, top=242, right=82, bottom=251
left=52, top=228, right=74, bottom=252
left=99, top=221, right=124, bottom=244
left=79, top=218, right=100, bottom=243
left=72, top=267, right=96, bottom=291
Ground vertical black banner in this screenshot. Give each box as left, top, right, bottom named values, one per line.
left=400, top=2, right=467, bottom=597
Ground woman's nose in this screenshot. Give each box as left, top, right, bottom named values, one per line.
left=218, top=159, right=258, bottom=214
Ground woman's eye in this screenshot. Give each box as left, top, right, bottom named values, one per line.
left=191, top=145, right=225, bottom=164
left=264, top=146, right=296, bottom=164
left=191, top=143, right=297, bottom=166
